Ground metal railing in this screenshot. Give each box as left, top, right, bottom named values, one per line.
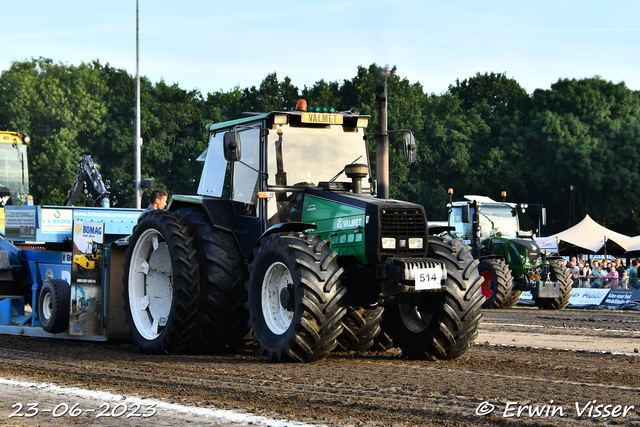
left=571, top=277, right=638, bottom=290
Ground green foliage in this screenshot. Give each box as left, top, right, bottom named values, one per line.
left=525, top=77, right=640, bottom=231
left=0, top=58, right=108, bottom=204
left=1, top=59, right=639, bottom=236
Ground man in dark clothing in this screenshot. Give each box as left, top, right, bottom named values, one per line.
left=615, top=258, right=626, bottom=282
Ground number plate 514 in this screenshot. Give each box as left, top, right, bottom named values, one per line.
left=414, top=267, right=443, bottom=290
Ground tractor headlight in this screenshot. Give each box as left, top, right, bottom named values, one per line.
left=381, top=238, right=396, bottom=249
left=408, top=238, right=423, bottom=249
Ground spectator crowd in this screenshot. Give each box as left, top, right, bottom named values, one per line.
left=563, top=256, right=639, bottom=289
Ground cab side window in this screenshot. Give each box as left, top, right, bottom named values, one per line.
left=232, top=128, right=260, bottom=216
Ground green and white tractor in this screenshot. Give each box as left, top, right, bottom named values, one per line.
left=123, top=93, right=484, bottom=362
left=447, top=194, right=572, bottom=309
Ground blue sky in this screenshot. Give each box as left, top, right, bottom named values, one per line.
left=2, top=0, right=639, bottom=96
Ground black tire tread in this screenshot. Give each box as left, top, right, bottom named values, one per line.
left=337, top=306, right=384, bottom=352
left=533, top=259, right=572, bottom=310
left=246, top=233, right=346, bottom=362
left=123, top=210, right=200, bottom=355
left=383, top=235, right=484, bottom=360
left=479, top=258, right=520, bottom=309
left=38, top=278, right=70, bottom=334
left=177, top=208, right=249, bottom=353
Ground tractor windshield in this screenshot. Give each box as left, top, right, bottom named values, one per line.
left=266, top=125, right=369, bottom=188
left=0, top=142, right=29, bottom=205
left=449, top=204, right=519, bottom=241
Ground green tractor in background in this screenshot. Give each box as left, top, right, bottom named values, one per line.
left=447, top=193, right=572, bottom=309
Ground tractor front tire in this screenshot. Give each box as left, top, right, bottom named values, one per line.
left=177, top=208, right=249, bottom=353
left=123, top=211, right=200, bottom=355
left=478, top=258, right=520, bottom=309
left=246, top=233, right=346, bottom=362
left=383, top=235, right=484, bottom=360
left=533, top=259, right=572, bottom=310
left=38, top=279, right=70, bottom=334
left=337, top=306, right=384, bottom=352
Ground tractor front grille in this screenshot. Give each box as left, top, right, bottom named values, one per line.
left=380, top=208, right=427, bottom=258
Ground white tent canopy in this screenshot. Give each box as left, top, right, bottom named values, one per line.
left=545, top=214, right=630, bottom=255
left=615, top=235, right=640, bottom=254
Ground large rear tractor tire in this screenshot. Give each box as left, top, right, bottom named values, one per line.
left=177, top=208, right=249, bottom=353
left=478, top=258, right=520, bottom=309
left=246, top=233, right=346, bottom=362
left=337, top=306, right=384, bottom=352
left=38, top=279, right=70, bottom=334
left=383, top=235, right=484, bottom=360
left=533, top=259, right=572, bottom=310
left=371, top=330, right=394, bottom=352
left=123, top=211, right=200, bottom=355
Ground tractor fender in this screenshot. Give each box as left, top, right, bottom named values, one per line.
left=246, top=222, right=317, bottom=265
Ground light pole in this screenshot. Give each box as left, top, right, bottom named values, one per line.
left=134, top=0, right=142, bottom=209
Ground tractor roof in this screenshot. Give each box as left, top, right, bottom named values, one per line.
left=205, top=113, right=270, bottom=133
left=0, top=130, right=29, bottom=145
left=205, top=109, right=370, bottom=133
left=449, top=195, right=517, bottom=209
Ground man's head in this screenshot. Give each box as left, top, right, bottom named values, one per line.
left=150, top=189, right=168, bottom=210
left=615, top=258, right=622, bottom=267
left=633, top=259, right=638, bottom=267
left=568, top=261, right=575, bottom=269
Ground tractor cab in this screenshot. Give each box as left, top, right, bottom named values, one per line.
left=448, top=197, right=522, bottom=244
left=181, top=101, right=388, bottom=259
left=0, top=131, right=30, bottom=207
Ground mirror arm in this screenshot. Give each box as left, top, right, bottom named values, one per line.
left=389, top=161, right=414, bottom=174
left=237, top=159, right=268, bottom=178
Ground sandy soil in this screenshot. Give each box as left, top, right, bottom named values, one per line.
left=0, top=308, right=639, bottom=426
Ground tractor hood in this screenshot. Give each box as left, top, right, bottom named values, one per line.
left=510, top=238, right=541, bottom=263
left=301, top=188, right=428, bottom=264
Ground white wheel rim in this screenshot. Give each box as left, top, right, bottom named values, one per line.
left=261, top=262, right=294, bottom=335
left=42, top=292, right=52, bottom=321
left=128, top=228, right=173, bottom=340
left=399, top=303, right=432, bottom=333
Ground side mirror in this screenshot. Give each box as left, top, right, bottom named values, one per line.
left=223, top=131, right=242, bottom=162
left=541, top=207, right=547, bottom=226
left=140, top=178, right=155, bottom=189
left=461, top=204, right=470, bottom=223
left=403, top=132, right=417, bottom=164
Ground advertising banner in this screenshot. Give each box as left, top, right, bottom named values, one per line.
left=601, top=289, right=640, bottom=307
left=567, top=288, right=611, bottom=305
left=4, top=208, right=36, bottom=240
left=69, top=221, right=104, bottom=335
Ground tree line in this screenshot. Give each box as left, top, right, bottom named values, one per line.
left=1, top=57, right=639, bottom=235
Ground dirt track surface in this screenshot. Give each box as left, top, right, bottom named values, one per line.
left=0, top=308, right=639, bottom=426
